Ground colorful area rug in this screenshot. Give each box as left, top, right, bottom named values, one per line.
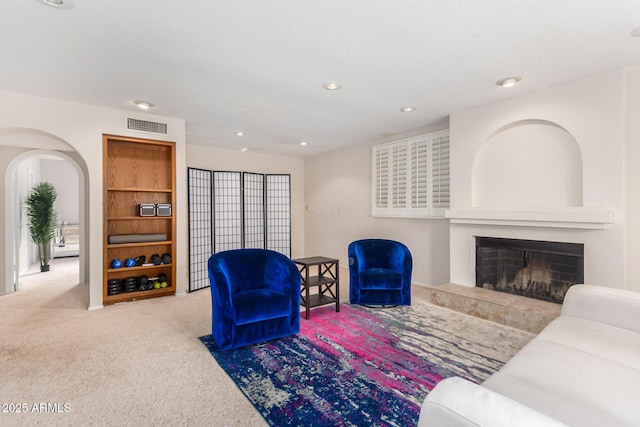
left=199, top=302, right=532, bottom=426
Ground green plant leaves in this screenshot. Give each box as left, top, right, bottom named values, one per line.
left=24, top=182, right=58, bottom=266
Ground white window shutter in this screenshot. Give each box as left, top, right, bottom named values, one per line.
left=372, top=130, right=450, bottom=218
left=391, top=142, right=407, bottom=209
left=410, top=137, right=429, bottom=210
left=373, top=145, right=389, bottom=211
left=431, top=132, right=450, bottom=211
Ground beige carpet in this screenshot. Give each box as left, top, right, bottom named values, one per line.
left=0, top=258, right=265, bottom=426
left=0, top=258, right=533, bottom=426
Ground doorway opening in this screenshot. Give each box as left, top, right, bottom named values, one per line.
left=16, top=154, right=81, bottom=284
left=3, top=134, right=89, bottom=305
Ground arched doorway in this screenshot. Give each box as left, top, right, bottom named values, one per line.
left=3, top=133, right=89, bottom=302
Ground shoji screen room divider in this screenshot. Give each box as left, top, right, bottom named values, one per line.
left=187, top=169, right=291, bottom=292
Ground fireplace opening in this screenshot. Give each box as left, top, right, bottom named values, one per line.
left=475, top=237, right=584, bottom=304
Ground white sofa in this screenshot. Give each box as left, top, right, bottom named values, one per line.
left=418, top=284, right=640, bottom=427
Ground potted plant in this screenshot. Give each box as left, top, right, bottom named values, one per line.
left=24, top=182, right=58, bottom=272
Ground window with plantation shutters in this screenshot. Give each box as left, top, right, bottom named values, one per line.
left=372, top=130, right=450, bottom=218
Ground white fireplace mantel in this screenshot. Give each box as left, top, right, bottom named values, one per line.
left=445, top=207, right=614, bottom=230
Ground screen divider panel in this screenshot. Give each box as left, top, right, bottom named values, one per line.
left=187, top=168, right=213, bottom=292
left=243, top=172, right=265, bottom=249
left=266, top=174, right=291, bottom=257
left=213, top=171, right=243, bottom=253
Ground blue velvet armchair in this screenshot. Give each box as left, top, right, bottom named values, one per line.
left=348, top=239, right=412, bottom=306
left=207, top=249, right=301, bottom=350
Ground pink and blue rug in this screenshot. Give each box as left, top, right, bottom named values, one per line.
left=199, top=302, right=532, bottom=426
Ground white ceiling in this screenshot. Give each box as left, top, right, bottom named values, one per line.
left=1, top=1, right=639, bottom=157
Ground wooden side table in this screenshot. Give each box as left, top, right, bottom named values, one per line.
left=293, top=256, right=340, bottom=320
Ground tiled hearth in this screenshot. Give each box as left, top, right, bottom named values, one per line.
left=412, top=283, right=561, bottom=334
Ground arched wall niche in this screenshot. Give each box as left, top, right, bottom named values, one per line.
left=471, top=119, right=583, bottom=208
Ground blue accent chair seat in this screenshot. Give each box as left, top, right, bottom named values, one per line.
left=348, top=239, right=412, bottom=306
left=207, top=249, right=301, bottom=350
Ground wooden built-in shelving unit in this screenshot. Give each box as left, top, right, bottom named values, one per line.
left=102, top=134, right=176, bottom=304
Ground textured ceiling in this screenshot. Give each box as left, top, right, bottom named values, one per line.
left=1, top=1, right=639, bottom=156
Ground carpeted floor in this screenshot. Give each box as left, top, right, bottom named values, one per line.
left=200, top=303, right=533, bottom=426
left=0, top=258, right=265, bottom=426
left=0, top=258, right=534, bottom=426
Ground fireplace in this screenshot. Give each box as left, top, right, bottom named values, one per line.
left=475, top=237, right=584, bottom=304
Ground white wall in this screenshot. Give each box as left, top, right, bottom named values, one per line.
left=15, top=156, right=40, bottom=272
left=304, top=123, right=451, bottom=287
left=41, top=158, right=79, bottom=225
left=186, top=145, right=305, bottom=258
left=0, top=91, right=186, bottom=309
left=625, top=67, right=640, bottom=292
left=449, top=69, right=628, bottom=290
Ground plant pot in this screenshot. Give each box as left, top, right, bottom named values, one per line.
left=40, top=265, right=50, bottom=272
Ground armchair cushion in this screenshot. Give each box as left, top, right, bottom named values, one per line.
left=359, top=268, right=404, bottom=290
left=234, top=289, right=291, bottom=325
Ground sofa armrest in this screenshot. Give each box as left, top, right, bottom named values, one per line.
left=561, top=284, right=640, bottom=333
left=418, top=377, right=568, bottom=427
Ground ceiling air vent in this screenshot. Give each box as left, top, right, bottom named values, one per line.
left=126, top=117, right=168, bottom=135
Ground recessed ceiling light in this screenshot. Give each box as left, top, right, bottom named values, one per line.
left=300, top=141, right=308, bottom=146
left=400, top=107, right=417, bottom=113
left=240, top=147, right=249, bottom=152
left=632, top=27, right=640, bottom=37
left=323, top=82, right=342, bottom=91
left=234, top=131, right=246, bottom=137
left=496, top=77, right=522, bottom=88
left=133, top=100, right=153, bottom=110
left=42, top=0, right=64, bottom=5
